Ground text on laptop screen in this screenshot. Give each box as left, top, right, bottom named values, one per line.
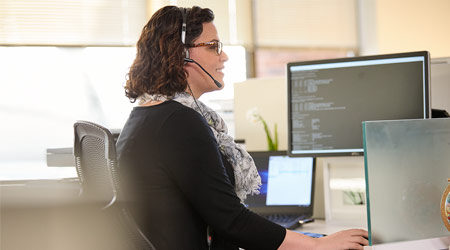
left=246, top=155, right=314, bottom=207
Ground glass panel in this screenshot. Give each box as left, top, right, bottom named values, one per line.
left=363, top=118, right=450, bottom=244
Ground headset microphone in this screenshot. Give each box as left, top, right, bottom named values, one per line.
left=184, top=58, right=222, bottom=88
left=179, top=7, right=222, bottom=89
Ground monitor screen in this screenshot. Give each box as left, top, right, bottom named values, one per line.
left=287, top=51, right=430, bottom=157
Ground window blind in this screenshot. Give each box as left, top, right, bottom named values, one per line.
left=0, top=0, right=147, bottom=46
left=254, top=0, right=358, bottom=48
left=149, top=0, right=253, bottom=46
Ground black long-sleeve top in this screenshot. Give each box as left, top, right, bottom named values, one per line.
left=116, top=101, right=285, bottom=250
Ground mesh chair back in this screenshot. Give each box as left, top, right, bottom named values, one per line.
left=74, top=120, right=118, bottom=208
left=73, top=120, right=156, bottom=250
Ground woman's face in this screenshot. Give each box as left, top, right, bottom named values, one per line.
left=185, top=22, right=228, bottom=98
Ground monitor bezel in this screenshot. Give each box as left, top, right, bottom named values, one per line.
left=287, top=51, right=431, bottom=158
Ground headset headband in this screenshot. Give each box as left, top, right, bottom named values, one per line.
left=180, top=7, right=187, bottom=44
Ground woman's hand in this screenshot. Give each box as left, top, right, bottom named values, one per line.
left=314, top=229, right=368, bottom=250
left=278, top=229, right=368, bottom=250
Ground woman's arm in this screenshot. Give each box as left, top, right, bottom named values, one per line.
left=279, top=229, right=368, bottom=250
left=159, top=107, right=285, bottom=248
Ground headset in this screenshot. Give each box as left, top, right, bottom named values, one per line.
left=179, top=9, right=216, bottom=249
left=179, top=7, right=222, bottom=88
left=180, top=7, right=189, bottom=60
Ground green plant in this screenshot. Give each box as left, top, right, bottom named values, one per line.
left=247, top=108, right=278, bottom=151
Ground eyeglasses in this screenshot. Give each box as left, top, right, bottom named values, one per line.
left=190, top=41, right=223, bottom=55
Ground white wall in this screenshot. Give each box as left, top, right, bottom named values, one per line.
left=234, top=77, right=287, bottom=151
left=359, top=0, right=450, bottom=57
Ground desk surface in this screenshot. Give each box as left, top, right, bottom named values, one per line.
left=297, top=220, right=450, bottom=249
left=363, top=235, right=450, bottom=250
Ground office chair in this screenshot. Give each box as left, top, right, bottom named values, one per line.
left=73, top=120, right=156, bottom=250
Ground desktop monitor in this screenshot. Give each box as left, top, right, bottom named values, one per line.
left=431, top=57, right=450, bottom=115
left=287, top=51, right=430, bottom=157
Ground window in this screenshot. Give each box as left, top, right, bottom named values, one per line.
left=0, top=45, right=247, bottom=180
left=0, top=46, right=136, bottom=180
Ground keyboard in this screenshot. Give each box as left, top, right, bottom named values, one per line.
left=262, top=214, right=311, bottom=230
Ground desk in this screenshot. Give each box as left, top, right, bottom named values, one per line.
left=46, top=147, right=75, bottom=167
left=363, top=236, right=450, bottom=250
left=0, top=178, right=133, bottom=250
left=46, top=128, right=121, bottom=167
left=295, top=220, right=450, bottom=250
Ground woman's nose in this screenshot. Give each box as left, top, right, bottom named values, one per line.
left=220, top=50, right=229, bottom=62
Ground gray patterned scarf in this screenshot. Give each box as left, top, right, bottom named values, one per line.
left=139, top=92, right=261, bottom=202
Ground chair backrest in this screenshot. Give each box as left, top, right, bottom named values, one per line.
left=73, top=120, right=118, bottom=208
left=73, top=120, right=156, bottom=250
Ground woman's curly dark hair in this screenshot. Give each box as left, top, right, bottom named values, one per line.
left=125, top=6, right=214, bottom=102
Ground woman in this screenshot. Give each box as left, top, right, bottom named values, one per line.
left=117, top=5, right=368, bottom=250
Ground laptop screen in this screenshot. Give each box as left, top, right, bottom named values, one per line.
left=246, top=151, right=315, bottom=210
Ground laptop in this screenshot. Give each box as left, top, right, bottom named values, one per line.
left=363, top=118, right=450, bottom=245
left=246, top=151, right=316, bottom=230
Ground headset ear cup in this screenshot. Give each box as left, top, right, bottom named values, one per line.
left=183, top=48, right=189, bottom=65
left=185, top=48, right=189, bottom=59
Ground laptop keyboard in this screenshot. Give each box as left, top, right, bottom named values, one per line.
left=262, top=214, right=308, bottom=230
left=262, top=214, right=325, bottom=238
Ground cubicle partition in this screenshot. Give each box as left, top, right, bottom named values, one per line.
left=363, top=118, right=450, bottom=245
